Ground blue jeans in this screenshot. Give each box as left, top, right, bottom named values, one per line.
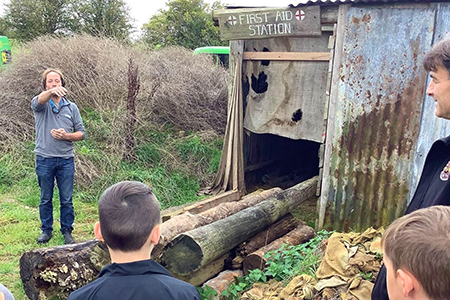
left=36, top=156, right=75, bottom=234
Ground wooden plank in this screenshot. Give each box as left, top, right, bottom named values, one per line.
left=161, top=190, right=241, bottom=221
left=243, top=51, right=329, bottom=61
left=318, top=4, right=349, bottom=230
left=214, top=6, right=338, bottom=25
left=321, top=6, right=339, bottom=24
left=214, top=6, right=321, bottom=40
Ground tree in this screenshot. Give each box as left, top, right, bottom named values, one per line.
left=4, top=0, right=79, bottom=41
left=142, top=0, right=226, bottom=50
left=3, top=0, right=133, bottom=41
left=76, top=0, right=133, bottom=40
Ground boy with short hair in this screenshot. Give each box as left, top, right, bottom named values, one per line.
left=381, top=205, right=450, bottom=300
left=68, top=181, right=200, bottom=300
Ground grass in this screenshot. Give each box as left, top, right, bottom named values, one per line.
left=0, top=125, right=223, bottom=300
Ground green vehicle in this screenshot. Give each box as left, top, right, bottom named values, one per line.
left=194, top=46, right=229, bottom=68
left=0, top=36, right=12, bottom=69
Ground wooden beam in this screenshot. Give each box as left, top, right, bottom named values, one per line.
left=161, top=190, right=241, bottom=221
left=214, top=6, right=321, bottom=40
left=243, top=51, right=330, bottom=61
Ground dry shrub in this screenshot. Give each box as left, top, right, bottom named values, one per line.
left=142, top=47, right=229, bottom=133
left=0, top=34, right=228, bottom=187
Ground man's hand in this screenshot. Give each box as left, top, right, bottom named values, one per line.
left=37, top=87, right=68, bottom=105
left=49, top=86, right=67, bottom=97
left=51, top=128, right=84, bottom=142
left=51, top=128, right=67, bottom=140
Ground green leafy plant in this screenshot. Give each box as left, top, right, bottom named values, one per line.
left=221, top=230, right=333, bottom=300
left=197, top=285, right=218, bottom=300
left=360, top=271, right=373, bottom=281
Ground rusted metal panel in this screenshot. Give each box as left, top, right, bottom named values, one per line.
left=293, top=0, right=439, bottom=7
left=243, top=35, right=331, bottom=142
left=320, top=3, right=435, bottom=231
left=411, top=2, right=450, bottom=200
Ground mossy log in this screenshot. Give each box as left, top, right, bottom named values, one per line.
left=243, top=224, right=315, bottom=274
left=235, top=214, right=300, bottom=257
left=153, top=187, right=283, bottom=261
left=162, top=176, right=318, bottom=275
left=19, top=240, right=110, bottom=300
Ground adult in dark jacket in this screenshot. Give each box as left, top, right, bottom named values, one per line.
left=68, top=181, right=200, bottom=300
left=372, top=38, right=450, bottom=299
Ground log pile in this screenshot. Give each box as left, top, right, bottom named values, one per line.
left=19, top=176, right=318, bottom=300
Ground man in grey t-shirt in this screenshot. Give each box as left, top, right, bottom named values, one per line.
left=31, top=69, right=85, bottom=244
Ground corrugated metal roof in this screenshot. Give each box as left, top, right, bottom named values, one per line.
left=292, top=0, right=440, bottom=7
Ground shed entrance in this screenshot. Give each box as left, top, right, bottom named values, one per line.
left=244, top=131, right=320, bottom=191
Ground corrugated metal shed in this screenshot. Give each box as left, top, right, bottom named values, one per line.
left=292, top=0, right=441, bottom=7
left=319, top=2, right=450, bottom=231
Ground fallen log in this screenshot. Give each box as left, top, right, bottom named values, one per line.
left=161, top=190, right=241, bottom=221
left=243, top=223, right=315, bottom=274
left=173, top=253, right=231, bottom=286
left=203, top=269, right=244, bottom=296
left=19, top=240, right=109, bottom=300
left=153, top=187, right=283, bottom=261
left=235, top=214, right=299, bottom=257
left=162, top=176, right=318, bottom=275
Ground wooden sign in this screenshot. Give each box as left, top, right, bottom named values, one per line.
left=214, top=6, right=321, bottom=40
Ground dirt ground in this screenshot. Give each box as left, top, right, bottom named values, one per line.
left=291, top=196, right=318, bottom=229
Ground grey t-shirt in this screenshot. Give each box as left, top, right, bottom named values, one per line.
left=0, top=283, right=15, bottom=300
left=31, top=96, right=85, bottom=158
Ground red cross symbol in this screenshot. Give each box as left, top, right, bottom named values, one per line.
left=228, top=15, right=237, bottom=26
left=295, top=10, right=305, bottom=21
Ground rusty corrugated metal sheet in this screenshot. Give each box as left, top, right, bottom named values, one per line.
left=320, top=3, right=436, bottom=231
left=411, top=3, right=450, bottom=200
left=291, top=0, right=440, bottom=7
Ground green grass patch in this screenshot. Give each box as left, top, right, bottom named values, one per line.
left=0, top=122, right=223, bottom=299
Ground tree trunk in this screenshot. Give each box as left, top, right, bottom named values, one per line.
left=173, top=253, right=231, bottom=287
left=162, top=176, right=318, bottom=275
left=243, top=224, right=315, bottom=274
left=20, top=240, right=110, bottom=300
left=235, top=214, right=299, bottom=258
left=203, top=269, right=244, bottom=296
left=153, top=187, right=283, bottom=261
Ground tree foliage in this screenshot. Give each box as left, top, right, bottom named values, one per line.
left=75, top=0, right=133, bottom=40
left=142, top=0, right=226, bottom=50
left=2, top=0, right=132, bottom=41
left=4, top=0, right=79, bottom=41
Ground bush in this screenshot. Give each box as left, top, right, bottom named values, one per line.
left=0, top=35, right=228, bottom=190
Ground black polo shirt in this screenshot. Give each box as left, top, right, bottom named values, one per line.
left=68, top=259, right=200, bottom=300
left=372, top=135, right=450, bottom=300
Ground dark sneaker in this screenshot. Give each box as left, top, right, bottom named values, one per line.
left=37, top=232, right=52, bottom=244
left=63, top=231, right=75, bottom=244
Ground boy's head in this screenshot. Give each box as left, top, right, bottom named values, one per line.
left=95, top=181, right=161, bottom=252
left=381, top=206, right=450, bottom=300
